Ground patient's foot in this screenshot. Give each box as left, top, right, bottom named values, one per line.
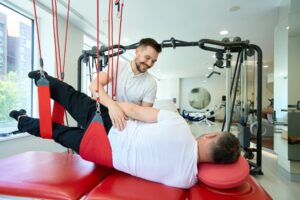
left=9, top=109, right=27, bottom=121
left=28, top=70, right=48, bottom=85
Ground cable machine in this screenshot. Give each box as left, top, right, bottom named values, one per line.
left=77, top=37, right=263, bottom=175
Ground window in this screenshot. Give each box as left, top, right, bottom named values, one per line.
left=0, top=3, right=33, bottom=137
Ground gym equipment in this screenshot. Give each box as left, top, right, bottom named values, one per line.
left=78, top=37, right=264, bottom=175
left=182, top=105, right=220, bottom=126
left=80, top=113, right=113, bottom=168
left=32, top=0, right=71, bottom=138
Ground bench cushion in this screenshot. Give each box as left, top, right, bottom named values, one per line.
left=198, top=156, right=249, bottom=189
left=188, top=175, right=272, bottom=200
left=0, top=151, right=112, bottom=199
left=85, top=170, right=187, bottom=200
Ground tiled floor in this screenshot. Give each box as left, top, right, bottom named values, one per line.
left=190, top=121, right=300, bottom=200
left=256, top=150, right=300, bottom=200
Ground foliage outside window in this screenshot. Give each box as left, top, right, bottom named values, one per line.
left=0, top=4, right=32, bottom=136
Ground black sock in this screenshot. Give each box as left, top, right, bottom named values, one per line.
left=28, top=70, right=48, bottom=85
left=9, top=109, right=27, bottom=121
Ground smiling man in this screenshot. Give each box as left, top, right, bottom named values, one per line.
left=89, top=38, right=162, bottom=131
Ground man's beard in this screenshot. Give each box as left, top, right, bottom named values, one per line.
left=135, top=60, right=148, bottom=73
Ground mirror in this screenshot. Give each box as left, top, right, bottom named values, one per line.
left=188, top=87, right=211, bottom=109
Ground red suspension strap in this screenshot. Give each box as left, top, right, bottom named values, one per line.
left=79, top=0, right=113, bottom=168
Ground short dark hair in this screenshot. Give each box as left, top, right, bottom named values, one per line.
left=211, top=132, right=241, bottom=164
left=138, top=38, right=162, bottom=53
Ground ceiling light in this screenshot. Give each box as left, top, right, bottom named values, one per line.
left=286, top=26, right=290, bottom=30
left=219, top=30, right=229, bottom=35
left=229, top=6, right=240, bottom=12
left=263, top=65, right=269, bottom=68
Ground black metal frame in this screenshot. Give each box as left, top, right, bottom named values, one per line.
left=77, top=37, right=263, bottom=175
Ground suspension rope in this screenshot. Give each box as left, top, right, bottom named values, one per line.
left=51, top=0, right=71, bottom=81
left=62, top=0, right=71, bottom=80
left=32, top=0, right=44, bottom=73
left=110, top=0, right=115, bottom=100
left=51, top=0, right=60, bottom=78
left=106, top=0, right=123, bottom=100
left=113, top=2, right=124, bottom=98
left=51, top=0, right=71, bottom=126
left=96, top=0, right=101, bottom=110
left=106, top=0, right=112, bottom=94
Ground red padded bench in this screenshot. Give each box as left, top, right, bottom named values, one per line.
left=0, top=151, right=112, bottom=199
left=0, top=152, right=272, bottom=200
left=85, top=170, right=187, bottom=200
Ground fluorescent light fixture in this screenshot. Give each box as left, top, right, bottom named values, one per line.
left=229, top=6, right=240, bottom=12
left=263, top=65, right=269, bottom=68
left=219, top=30, right=229, bottom=35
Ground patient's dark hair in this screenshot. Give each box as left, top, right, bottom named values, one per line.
left=211, top=132, right=241, bottom=164
left=138, top=38, right=162, bottom=53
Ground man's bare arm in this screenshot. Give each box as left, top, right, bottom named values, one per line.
left=89, top=72, right=127, bottom=130
left=141, top=101, right=153, bottom=107
left=117, top=102, right=159, bottom=123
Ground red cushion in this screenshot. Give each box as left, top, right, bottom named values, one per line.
left=0, top=151, right=112, bottom=199
left=85, top=170, right=187, bottom=200
left=198, top=156, right=249, bottom=189
left=188, top=175, right=272, bottom=200
left=80, top=114, right=113, bottom=168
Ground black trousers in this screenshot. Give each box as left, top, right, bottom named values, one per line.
left=18, top=75, right=112, bottom=153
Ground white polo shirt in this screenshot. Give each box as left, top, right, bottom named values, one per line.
left=108, top=110, right=198, bottom=188
left=104, top=60, right=157, bottom=104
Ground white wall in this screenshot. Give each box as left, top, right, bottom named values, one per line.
left=156, top=78, right=180, bottom=108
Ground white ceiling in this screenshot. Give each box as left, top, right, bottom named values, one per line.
left=2, top=0, right=285, bottom=80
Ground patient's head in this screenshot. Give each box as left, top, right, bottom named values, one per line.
left=197, top=132, right=241, bottom=164
left=211, top=132, right=241, bottom=163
